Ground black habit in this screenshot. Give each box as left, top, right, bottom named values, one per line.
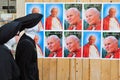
left=0, top=45, right=20, bottom=80
left=15, top=34, right=39, bottom=80
left=0, top=13, right=43, bottom=80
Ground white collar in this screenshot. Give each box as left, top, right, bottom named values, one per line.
left=25, top=33, right=35, bottom=40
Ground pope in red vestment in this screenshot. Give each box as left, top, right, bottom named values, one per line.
left=86, top=21, right=101, bottom=30
left=103, top=15, right=120, bottom=30
left=45, top=15, right=62, bottom=30
left=45, top=7, right=62, bottom=30
left=48, top=48, right=62, bottom=57
left=103, top=7, right=120, bottom=30
left=67, top=48, right=81, bottom=57
left=66, top=35, right=81, bottom=57
left=66, top=8, right=82, bottom=30
left=104, top=36, right=120, bottom=59
left=83, top=43, right=99, bottom=57
left=105, top=48, right=120, bottom=58
left=83, top=35, right=100, bottom=58
left=67, top=20, right=82, bottom=30
left=46, top=35, right=62, bottom=57
left=85, top=8, right=101, bottom=30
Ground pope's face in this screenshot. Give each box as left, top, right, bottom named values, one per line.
left=66, top=38, right=78, bottom=52
left=85, top=10, right=98, bottom=25
left=34, top=35, right=39, bottom=43
left=32, top=8, right=39, bottom=13
left=109, top=8, right=116, bottom=18
left=89, top=36, right=96, bottom=45
left=51, top=8, right=58, bottom=17
left=66, top=11, right=78, bottom=25
left=47, top=38, right=59, bottom=52
left=104, top=39, right=117, bottom=53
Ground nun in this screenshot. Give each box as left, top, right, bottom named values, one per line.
left=15, top=14, right=43, bottom=80
left=0, top=13, right=43, bottom=80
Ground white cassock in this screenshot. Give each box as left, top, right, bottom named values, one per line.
left=89, top=45, right=99, bottom=58
left=38, top=21, right=44, bottom=30
left=109, top=18, right=120, bottom=30
left=52, top=17, right=62, bottom=30
left=36, top=44, right=43, bottom=58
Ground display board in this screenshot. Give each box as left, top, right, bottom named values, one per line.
left=26, top=2, right=120, bottom=59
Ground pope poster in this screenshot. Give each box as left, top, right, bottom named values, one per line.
left=25, top=2, right=120, bottom=59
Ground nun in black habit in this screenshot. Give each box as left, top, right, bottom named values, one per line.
left=15, top=14, right=43, bottom=80
left=0, top=13, right=43, bottom=80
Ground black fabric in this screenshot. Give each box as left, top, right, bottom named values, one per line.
left=0, top=13, right=42, bottom=80
left=0, top=21, right=21, bottom=45
left=0, top=13, right=43, bottom=45
left=15, top=34, right=39, bottom=80
left=0, top=45, right=20, bottom=80
left=14, top=13, right=43, bottom=31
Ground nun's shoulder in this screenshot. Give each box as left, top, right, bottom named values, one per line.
left=18, top=39, right=34, bottom=47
